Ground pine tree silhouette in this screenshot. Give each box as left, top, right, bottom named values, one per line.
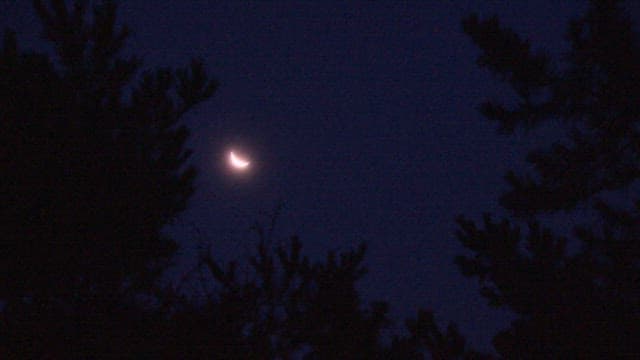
left=456, top=0, right=640, bottom=357
left=1, top=1, right=216, bottom=356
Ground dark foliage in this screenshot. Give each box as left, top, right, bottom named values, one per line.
left=2, top=230, right=487, bottom=358
left=1, top=0, right=216, bottom=354
left=1, top=0, right=217, bottom=303
left=458, top=0, right=640, bottom=357
left=153, top=235, right=490, bottom=359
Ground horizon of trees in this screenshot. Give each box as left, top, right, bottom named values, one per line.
left=1, top=0, right=638, bottom=358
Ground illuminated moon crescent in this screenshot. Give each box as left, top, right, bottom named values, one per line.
left=229, top=151, right=250, bottom=169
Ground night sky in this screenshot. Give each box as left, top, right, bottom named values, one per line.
left=4, top=0, right=639, bottom=352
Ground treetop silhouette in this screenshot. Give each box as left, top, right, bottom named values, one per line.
left=1, top=0, right=217, bottom=303
left=457, top=0, right=640, bottom=357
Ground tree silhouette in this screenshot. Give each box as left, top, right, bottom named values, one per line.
left=176, top=236, right=386, bottom=358
left=1, top=0, right=216, bottom=309
left=159, top=233, right=490, bottom=359
left=1, top=0, right=218, bottom=356
left=456, top=0, right=640, bottom=357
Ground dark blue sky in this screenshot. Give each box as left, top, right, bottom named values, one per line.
left=6, top=0, right=638, bottom=352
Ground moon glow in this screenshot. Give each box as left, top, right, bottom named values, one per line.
left=229, top=151, right=250, bottom=169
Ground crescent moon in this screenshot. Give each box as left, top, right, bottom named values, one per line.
left=229, top=151, right=250, bottom=169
